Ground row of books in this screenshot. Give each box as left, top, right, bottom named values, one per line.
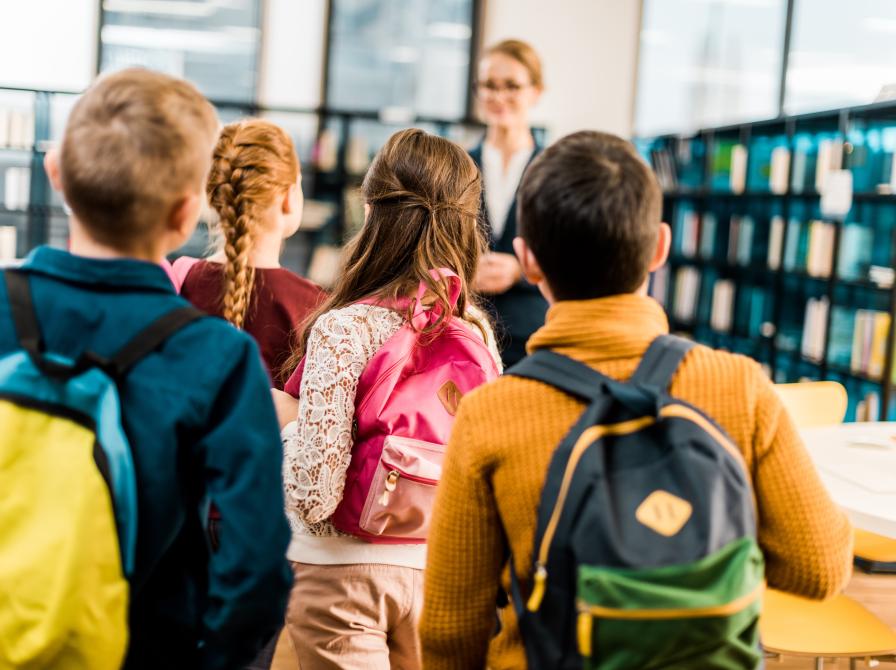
left=673, top=209, right=876, bottom=282
left=646, top=139, right=705, bottom=191
left=0, top=108, right=35, bottom=150
left=653, top=134, right=846, bottom=195
left=827, top=307, right=894, bottom=380
left=846, top=125, right=896, bottom=194
left=3, top=167, right=30, bottom=211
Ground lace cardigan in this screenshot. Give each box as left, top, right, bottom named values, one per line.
left=281, top=303, right=502, bottom=567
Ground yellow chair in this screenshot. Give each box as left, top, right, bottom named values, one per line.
left=776, top=381, right=896, bottom=572
left=774, top=381, right=848, bottom=427
left=761, top=589, right=896, bottom=669
left=764, top=382, right=896, bottom=667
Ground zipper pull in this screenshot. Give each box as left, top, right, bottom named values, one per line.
left=577, top=609, right=593, bottom=658
left=527, top=563, right=548, bottom=612
left=378, top=470, right=400, bottom=506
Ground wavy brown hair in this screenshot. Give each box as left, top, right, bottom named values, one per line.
left=285, top=127, right=486, bottom=374
left=206, top=118, right=299, bottom=329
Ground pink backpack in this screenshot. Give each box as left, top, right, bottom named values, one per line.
left=287, top=269, right=499, bottom=544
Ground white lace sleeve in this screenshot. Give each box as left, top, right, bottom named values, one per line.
left=467, top=305, right=504, bottom=373
left=282, top=305, right=403, bottom=530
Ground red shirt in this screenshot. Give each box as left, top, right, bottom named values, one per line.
left=180, top=260, right=325, bottom=389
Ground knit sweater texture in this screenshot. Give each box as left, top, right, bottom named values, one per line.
left=419, top=293, right=853, bottom=670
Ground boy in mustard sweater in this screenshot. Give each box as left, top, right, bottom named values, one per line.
left=419, top=131, right=852, bottom=669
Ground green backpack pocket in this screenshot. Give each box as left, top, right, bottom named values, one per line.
left=577, top=537, right=764, bottom=670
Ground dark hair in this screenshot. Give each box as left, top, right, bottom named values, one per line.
left=517, top=130, right=662, bottom=300
left=284, top=128, right=487, bottom=375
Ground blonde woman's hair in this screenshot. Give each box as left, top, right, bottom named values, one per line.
left=484, top=39, right=544, bottom=89
left=206, top=118, right=299, bottom=329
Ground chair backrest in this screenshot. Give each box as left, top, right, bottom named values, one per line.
left=774, top=381, right=848, bottom=428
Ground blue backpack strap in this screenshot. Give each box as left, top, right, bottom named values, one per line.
left=628, top=335, right=695, bottom=392
left=506, top=350, right=609, bottom=403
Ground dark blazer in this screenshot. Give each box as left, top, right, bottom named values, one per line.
left=470, top=138, right=548, bottom=366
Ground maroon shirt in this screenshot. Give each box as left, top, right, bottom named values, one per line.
left=180, top=260, right=325, bottom=389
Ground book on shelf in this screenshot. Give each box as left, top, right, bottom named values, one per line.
left=815, top=138, right=844, bottom=193
left=651, top=147, right=678, bottom=191
left=727, top=216, right=740, bottom=265
left=672, top=266, right=701, bottom=324
left=736, top=215, right=754, bottom=266
left=312, top=128, right=339, bottom=172
left=0, top=225, right=15, bottom=261
left=805, top=220, right=835, bottom=278
left=710, top=279, right=735, bottom=332
left=782, top=218, right=806, bottom=272
left=769, top=146, right=790, bottom=194
left=800, top=296, right=829, bottom=362
left=850, top=309, right=891, bottom=380
left=791, top=142, right=809, bottom=194
left=678, top=209, right=699, bottom=257
left=0, top=109, right=35, bottom=149
left=747, top=287, right=767, bottom=338
left=649, top=264, right=669, bottom=306
left=856, top=392, right=880, bottom=422
left=699, top=212, right=717, bottom=259
left=345, top=135, right=370, bottom=175
left=3, top=167, right=30, bottom=211
left=767, top=215, right=785, bottom=270
left=837, top=223, right=874, bottom=281
left=827, top=306, right=855, bottom=369
left=710, top=141, right=748, bottom=193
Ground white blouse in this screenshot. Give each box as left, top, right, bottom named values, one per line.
left=281, top=303, right=501, bottom=568
left=482, top=142, right=535, bottom=240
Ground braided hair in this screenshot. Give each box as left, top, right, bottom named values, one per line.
left=206, top=119, right=299, bottom=329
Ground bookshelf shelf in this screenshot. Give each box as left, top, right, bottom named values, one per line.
left=642, top=98, right=896, bottom=421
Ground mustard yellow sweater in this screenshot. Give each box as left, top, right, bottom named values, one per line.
left=420, top=294, right=853, bottom=670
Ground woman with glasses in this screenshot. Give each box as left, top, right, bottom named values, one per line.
left=470, top=39, right=547, bottom=366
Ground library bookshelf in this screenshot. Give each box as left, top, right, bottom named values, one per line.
left=638, top=101, right=896, bottom=421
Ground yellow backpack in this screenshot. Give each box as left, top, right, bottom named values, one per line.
left=0, top=270, right=202, bottom=669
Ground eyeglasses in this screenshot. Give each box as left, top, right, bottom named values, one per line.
left=472, top=80, right=532, bottom=98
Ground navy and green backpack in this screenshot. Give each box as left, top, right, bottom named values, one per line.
left=507, top=335, right=765, bottom=670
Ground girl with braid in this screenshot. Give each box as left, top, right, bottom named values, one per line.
left=178, top=118, right=324, bottom=389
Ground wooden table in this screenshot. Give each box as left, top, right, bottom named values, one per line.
left=800, top=422, right=896, bottom=539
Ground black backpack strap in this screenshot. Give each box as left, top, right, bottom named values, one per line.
left=629, top=334, right=695, bottom=392
left=103, top=306, right=205, bottom=377
left=4, top=268, right=204, bottom=379
left=5, top=269, right=43, bottom=357
left=506, top=350, right=609, bottom=403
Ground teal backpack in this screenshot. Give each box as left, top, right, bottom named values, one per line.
left=507, top=336, right=765, bottom=670
left=0, top=270, right=202, bottom=669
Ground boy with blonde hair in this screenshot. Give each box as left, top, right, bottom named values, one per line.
left=0, top=69, right=291, bottom=669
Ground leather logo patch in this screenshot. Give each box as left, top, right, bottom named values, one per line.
left=635, top=490, right=693, bottom=537
left=438, top=380, right=463, bottom=416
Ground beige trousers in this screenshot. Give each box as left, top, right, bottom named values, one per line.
left=285, top=562, right=423, bottom=670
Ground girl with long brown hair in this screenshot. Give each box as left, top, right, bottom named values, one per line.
left=271, top=128, right=501, bottom=669
left=177, top=118, right=324, bottom=389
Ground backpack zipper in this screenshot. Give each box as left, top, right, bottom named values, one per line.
left=575, top=581, right=764, bottom=658
left=527, top=403, right=750, bottom=613
left=376, top=461, right=438, bottom=506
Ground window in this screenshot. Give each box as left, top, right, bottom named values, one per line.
left=635, top=0, right=787, bottom=135
left=326, top=0, right=476, bottom=120
left=99, top=0, right=262, bottom=103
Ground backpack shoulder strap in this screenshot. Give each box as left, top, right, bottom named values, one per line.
left=506, top=350, right=609, bottom=403
left=106, top=306, right=205, bottom=377
left=4, top=269, right=42, bottom=357
left=4, top=268, right=205, bottom=379
left=629, top=334, right=695, bottom=392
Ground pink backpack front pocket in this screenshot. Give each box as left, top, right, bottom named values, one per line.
left=358, top=436, right=444, bottom=541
